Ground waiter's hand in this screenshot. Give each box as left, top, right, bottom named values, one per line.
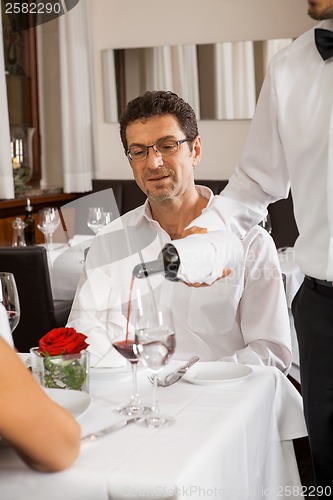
left=179, top=226, right=232, bottom=287
left=180, top=226, right=207, bottom=238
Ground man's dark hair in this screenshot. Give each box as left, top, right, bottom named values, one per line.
left=119, top=90, right=199, bottom=152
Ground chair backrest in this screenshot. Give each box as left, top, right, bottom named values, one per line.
left=0, top=246, right=57, bottom=352
left=91, top=178, right=229, bottom=216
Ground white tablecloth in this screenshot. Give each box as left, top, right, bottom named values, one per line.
left=0, top=361, right=307, bottom=500
left=278, top=248, right=304, bottom=383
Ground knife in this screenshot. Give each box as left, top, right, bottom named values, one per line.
left=81, top=417, right=137, bottom=444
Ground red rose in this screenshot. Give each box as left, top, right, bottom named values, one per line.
left=38, top=327, right=89, bottom=356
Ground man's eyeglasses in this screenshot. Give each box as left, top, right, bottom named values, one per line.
left=126, top=138, right=191, bottom=162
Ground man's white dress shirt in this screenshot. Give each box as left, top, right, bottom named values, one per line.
left=196, top=20, right=333, bottom=281
left=67, top=186, right=291, bottom=372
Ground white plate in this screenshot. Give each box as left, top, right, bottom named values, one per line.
left=44, top=388, right=91, bottom=419
left=183, top=362, right=253, bottom=385
left=90, top=365, right=132, bottom=381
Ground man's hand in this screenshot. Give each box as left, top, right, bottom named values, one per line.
left=179, top=225, right=232, bottom=286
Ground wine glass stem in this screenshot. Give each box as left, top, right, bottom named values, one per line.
left=131, top=362, right=139, bottom=403
left=152, top=373, right=159, bottom=415
left=45, top=233, right=53, bottom=251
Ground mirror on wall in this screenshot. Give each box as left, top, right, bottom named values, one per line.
left=102, top=39, right=292, bottom=124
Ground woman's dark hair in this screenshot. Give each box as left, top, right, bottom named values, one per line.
left=119, top=90, right=199, bottom=151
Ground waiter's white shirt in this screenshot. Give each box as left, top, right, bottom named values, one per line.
left=196, top=20, right=333, bottom=281
left=67, top=186, right=291, bottom=372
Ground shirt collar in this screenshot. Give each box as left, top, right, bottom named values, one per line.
left=139, top=184, right=214, bottom=224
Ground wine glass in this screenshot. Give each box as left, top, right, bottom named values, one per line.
left=260, top=214, right=272, bottom=234
left=87, top=207, right=107, bottom=235
left=104, top=211, right=113, bottom=225
left=37, top=207, right=61, bottom=251
left=0, top=272, right=20, bottom=332
left=112, top=335, right=150, bottom=416
left=134, top=302, right=176, bottom=428
left=111, top=285, right=150, bottom=416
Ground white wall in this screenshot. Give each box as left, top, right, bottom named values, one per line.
left=87, top=0, right=315, bottom=181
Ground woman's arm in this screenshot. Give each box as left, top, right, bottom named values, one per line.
left=0, top=338, right=80, bottom=471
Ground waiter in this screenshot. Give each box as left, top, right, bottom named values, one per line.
left=191, top=0, right=333, bottom=494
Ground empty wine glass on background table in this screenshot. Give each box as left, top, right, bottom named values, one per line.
left=87, top=207, right=107, bottom=235
left=135, top=302, right=176, bottom=428
left=37, top=207, right=61, bottom=251
left=0, top=272, right=20, bottom=333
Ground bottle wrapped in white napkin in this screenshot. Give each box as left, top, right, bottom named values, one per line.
left=172, top=230, right=243, bottom=285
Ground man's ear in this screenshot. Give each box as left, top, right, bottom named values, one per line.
left=192, top=135, right=202, bottom=167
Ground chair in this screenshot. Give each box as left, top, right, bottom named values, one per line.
left=0, top=246, right=72, bottom=352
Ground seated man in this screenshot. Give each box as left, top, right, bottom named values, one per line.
left=67, top=90, right=291, bottom=373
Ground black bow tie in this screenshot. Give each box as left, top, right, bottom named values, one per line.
left=315, top=28, right=333, bottom=61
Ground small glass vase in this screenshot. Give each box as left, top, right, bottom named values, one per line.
left=30, top=347, right=89, bottom=392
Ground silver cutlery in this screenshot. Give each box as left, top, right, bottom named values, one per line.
left=81, top=417, right=137, bottom=443
left=148, top=356, right=200, bottom=387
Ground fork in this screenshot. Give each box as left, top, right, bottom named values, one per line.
left=148, top=356, right=200, bottom=387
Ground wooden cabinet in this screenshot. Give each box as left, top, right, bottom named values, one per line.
left=0, top=192, right=78, bottom=246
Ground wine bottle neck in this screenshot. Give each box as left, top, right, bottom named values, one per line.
left=132, top=258, right=165, bottom=279
left=132, top=244, right=180, bottom=280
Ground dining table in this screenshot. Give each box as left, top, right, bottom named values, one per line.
left=0, top=358, right=307, bottom=500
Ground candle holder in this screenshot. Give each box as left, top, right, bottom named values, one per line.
left=11, top=126, right=34, bottom=193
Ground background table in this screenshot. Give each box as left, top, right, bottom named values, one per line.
left=0, top=361, right=307, bottom=500
left=45, top=235, right=93, bottom=301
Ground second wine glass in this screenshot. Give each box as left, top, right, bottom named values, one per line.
left=135, top=303, right=176, bottom=428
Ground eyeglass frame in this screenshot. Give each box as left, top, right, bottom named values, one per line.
left=126, top=138, right=192, bottom=162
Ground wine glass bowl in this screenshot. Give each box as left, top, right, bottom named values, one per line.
left=112, top=339, right=138, bottom=363
left=37, top=207, right=61, bottom=251
left=135, top=326, right=175, bottom=371
left=0, top=272, right=20, bottom=333
left=87, top=207, right=107, bottom=235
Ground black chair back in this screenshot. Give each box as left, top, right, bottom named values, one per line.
left=0, top=246, right=72, bottom=352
